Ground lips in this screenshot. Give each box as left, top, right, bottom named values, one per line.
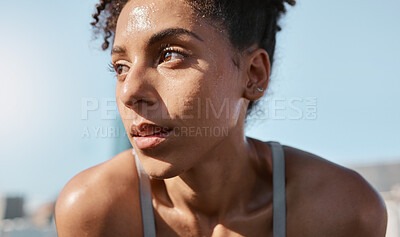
left=130, top=123, right=173, bottom=149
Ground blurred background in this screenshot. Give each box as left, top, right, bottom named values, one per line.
left=0, top=0, right=399, bottom=236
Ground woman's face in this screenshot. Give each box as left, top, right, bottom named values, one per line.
left=113, top=0, right=248, bottom=178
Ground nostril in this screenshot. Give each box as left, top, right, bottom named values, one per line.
left=135, top=99, right=148, bottom=106
left=140, top=98, right=156, bottom=106
left=125, top=99, right=135, bottom=107
left=125, top=98, right=155, bottom=108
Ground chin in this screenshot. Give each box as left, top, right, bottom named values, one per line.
left=137, top=152, right=188, bottom=179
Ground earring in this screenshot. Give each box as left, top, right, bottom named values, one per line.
left=257, top=87, right=264, bottom=92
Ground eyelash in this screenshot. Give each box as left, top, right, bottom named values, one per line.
left=108, top=62, right=116, bottom=73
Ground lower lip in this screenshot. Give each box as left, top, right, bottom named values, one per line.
left=133, top=132, right=171, bottom=150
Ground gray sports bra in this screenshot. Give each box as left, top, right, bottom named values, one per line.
left=134, top=141, right=287, bottom=237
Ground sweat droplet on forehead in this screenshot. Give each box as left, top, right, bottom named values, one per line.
left=126, top=4, right=156, bottom=34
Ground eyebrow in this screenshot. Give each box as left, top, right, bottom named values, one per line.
left=111, top=27, right=204, bottom=56
left=111, top=46, right=126, bottom=55
left=148, top=27, right=204, bottom=47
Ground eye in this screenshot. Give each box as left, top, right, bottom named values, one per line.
left=159, top=51, right=183, bottom=63
left=109, top=61, right=130, bottom=78
left=115, top=64, right=130, bottom=76
left=158, top=46, right=187, bottom=64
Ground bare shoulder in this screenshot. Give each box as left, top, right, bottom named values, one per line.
left=283, top=145, right=387, bottom=237
left=55, top=149, right=142, bottom=237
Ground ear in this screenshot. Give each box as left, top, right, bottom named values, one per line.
left=243, top=48, right=270, bottom=101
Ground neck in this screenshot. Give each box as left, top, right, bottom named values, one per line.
left=162, top=127, right=260, bottom=220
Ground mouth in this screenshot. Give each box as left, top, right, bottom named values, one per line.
left=130, top=123, right=173, bottom=149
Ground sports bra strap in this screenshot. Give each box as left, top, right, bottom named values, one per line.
left=269, top=141, right=287, bottom=237
left=134, top=150, right=157, bottom=237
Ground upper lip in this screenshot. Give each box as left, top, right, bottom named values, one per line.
left=130, top=123, right=172, bottom=137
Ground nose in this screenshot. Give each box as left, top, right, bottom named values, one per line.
left=119, top=66, right=158, bottom=112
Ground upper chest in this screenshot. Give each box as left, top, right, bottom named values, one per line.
left=152, top=198, right=274, bottom=237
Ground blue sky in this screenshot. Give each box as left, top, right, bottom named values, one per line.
left=0, top=0, right=399, bottom=205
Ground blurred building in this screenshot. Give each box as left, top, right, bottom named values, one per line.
left=0, top=196, right=24, bottom=220
left=3, top=197, right=24, bottom=220
left=0, top=195, right=56, bottom=237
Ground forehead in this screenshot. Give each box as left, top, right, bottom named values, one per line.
left=115, top=0, right=200, bottom=42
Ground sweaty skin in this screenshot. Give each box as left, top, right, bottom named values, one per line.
left=55, top=0, right=387, bottom=236
left=126, top=3, right=156, bottom=34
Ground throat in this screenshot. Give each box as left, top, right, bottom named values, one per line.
left=155, top=137, right=266, bottom=219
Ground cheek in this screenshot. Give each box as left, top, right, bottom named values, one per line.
left=159, top=71, right=204, bottom=121
left=161, top=66, right=240, bottom=127
left=202, top=59, right=242, bottom=123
